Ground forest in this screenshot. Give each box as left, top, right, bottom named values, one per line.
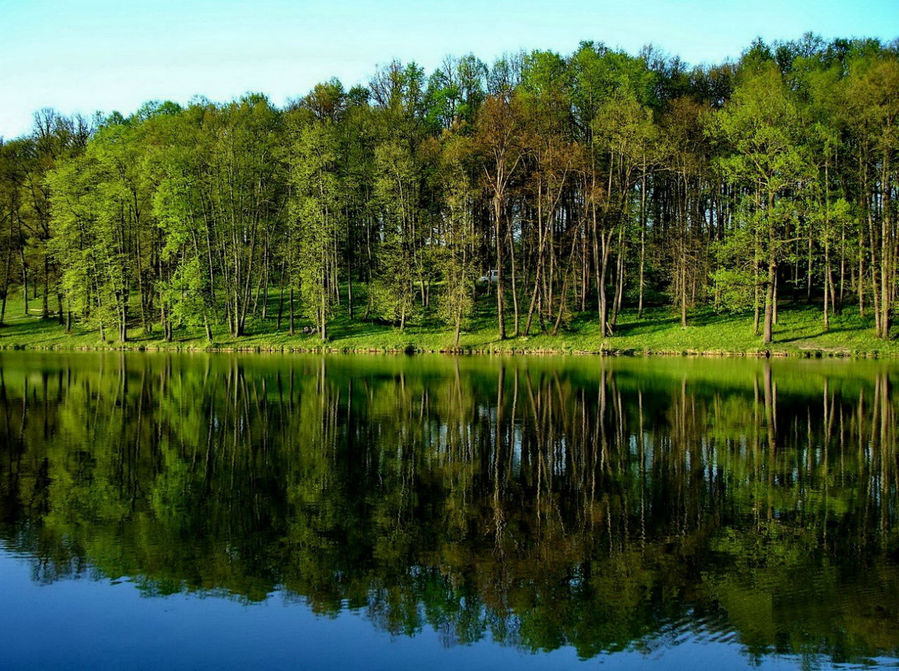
left=0, top=34, right=897, bottom=347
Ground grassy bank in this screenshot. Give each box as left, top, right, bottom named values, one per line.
left=0, top=292, right=896, bottom=357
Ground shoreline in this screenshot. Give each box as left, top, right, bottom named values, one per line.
left=0, top=341, right=886, bottom=359
left=2, top=304, right=895, bottom=360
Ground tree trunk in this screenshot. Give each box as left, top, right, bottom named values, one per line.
left=772, top=271, right=778, bottom=326
left=509, top=225, right=519, bottom=337
left=493, top=192, right=506, bottom=340
left=347, top=260, right=354, bottom=320
left=0, top=241, right=11, bottom=327
left=598, top=229, right=613, bottom=337
left=289, top=286, right=295, bottom=336
left=277, top=262, right=285, bottom=331
left=879, top=155, right=892, bottom=339
left=638, top=159, right=647, bottom=318
left=824, top=237, right=831, bottom=332
left=21, top=245, right=28, bottom=317
left=763, top=258, right=776, bottom=344
left=42, top=256, right=49, bottom=319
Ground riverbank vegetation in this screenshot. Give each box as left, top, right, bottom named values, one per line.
left=2, top=292, right=897, bottom=356
left=0, top=34, right=897, bottom=351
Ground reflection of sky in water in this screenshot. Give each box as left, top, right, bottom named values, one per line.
left=0, top=550, right=807, bottom=670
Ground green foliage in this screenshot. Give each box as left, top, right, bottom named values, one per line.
left=288, top=117, right=341, bottom=337
left=0, top=35, right=896, bottom=346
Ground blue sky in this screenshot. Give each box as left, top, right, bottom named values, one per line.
left=1, top=0, right=896, bottom=138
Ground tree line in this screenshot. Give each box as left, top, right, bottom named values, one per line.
left=0, top=34, right=897, bottom=345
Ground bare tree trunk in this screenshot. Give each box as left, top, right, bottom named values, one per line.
left=261, top=237, right=270, bottom=321
left=598, top=229, right=613, bottom=337
left=680, top=253, right=688, bottom=329
left=21, top=245, right=28, bottom=317
left=879, top=155, right=892, bottom=339
left=772, top=271, right=778, bottom=326
left=347, top=253, right=354, bottom=320
left=277, top=261, right=285, bottom=331
left=858, top=229, right=865, bottom=318
left=763, top=257, right=776, bottom=344
left=42, top=255, right=49, bottom=319
left=509, top=225, right=519, bottom=337
left=494, top=192, right=506, bottom=340
left=289, top=286, right=295, bottom=336
left=637, top=158, right=648, bottom=318
left=824, top=237, right=831, bottom=332
left=0, top=239, right=11, bottom=327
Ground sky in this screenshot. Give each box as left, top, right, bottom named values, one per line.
left=0, top=0, right=897, bottom=139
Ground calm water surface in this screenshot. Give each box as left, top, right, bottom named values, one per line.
left=0, top=352, right=897, bottom=670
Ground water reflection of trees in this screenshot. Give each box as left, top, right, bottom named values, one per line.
left=0, top=355, right=896, bottom=663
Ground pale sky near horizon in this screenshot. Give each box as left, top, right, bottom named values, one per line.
left=0, top=0, right=897, bottom=139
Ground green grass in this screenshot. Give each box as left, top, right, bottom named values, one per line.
left=1, top=289, right=897, bottom=357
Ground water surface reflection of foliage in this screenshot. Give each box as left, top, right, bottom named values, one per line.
left=0, top=353, right=897, bottom=664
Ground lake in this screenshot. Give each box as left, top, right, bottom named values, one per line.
left=0, top=352, right=896, bottom=670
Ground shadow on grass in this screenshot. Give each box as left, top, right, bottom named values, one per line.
left=775, top=325, right=868, bottom=344
left=614, top=317, right=679, bottom=337
left=0, top=316, right=71, bottom=343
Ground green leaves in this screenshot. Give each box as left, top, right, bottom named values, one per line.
left=2, top=35, right=892, bottom=345
left=715, top=63, right=807, bottom=194
left=288, top=117, right=341, bottom=336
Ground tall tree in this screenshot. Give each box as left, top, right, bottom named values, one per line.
left=715, top=62, right=808, bottom=344
left=288, top=113, right=341, bottom=340
left=476, top=94, right=525, bottom=339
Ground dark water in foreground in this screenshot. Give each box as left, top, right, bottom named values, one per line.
left=0, top=352, right=897, bottom=670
